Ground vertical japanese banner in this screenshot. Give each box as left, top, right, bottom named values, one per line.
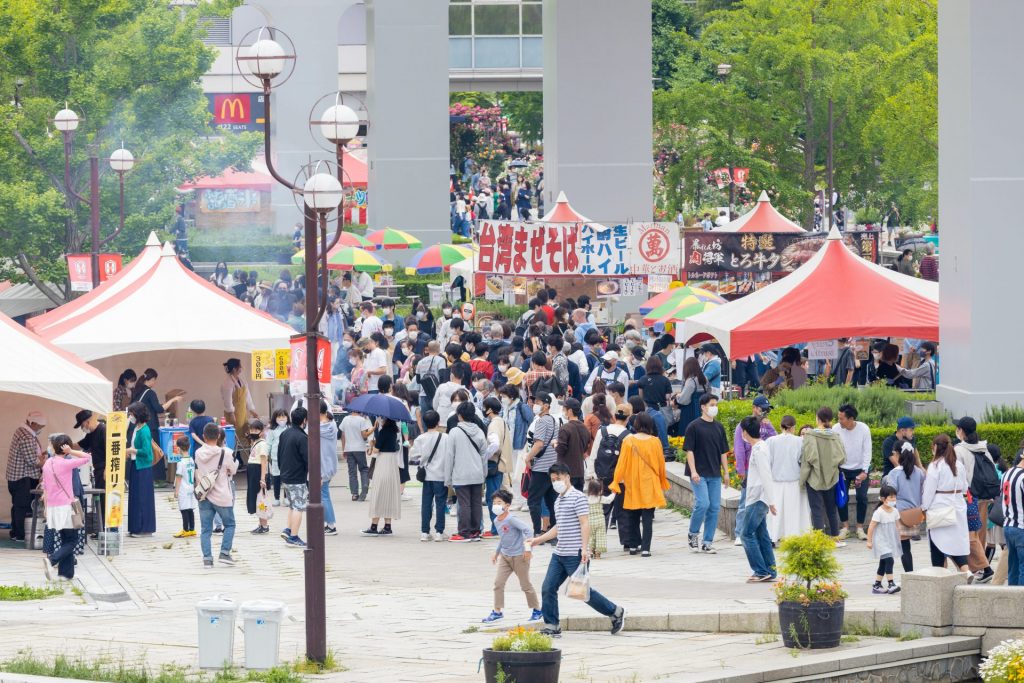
left=579, top=225, right=630, bottom=276
left=733, top=168, right=750, bottom=187
left=289, top=336, right=331, bottom=385
left=104, top=411, right=128, bottom=529
left=67, top=255, right=92, bottom=292
left=251, top=350, right=274, bottom=381
left=275, top=349, right=291, bottom=380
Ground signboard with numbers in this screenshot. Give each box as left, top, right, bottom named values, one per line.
left=251, top=350, right=274, bottom=381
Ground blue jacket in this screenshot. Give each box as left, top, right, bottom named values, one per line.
left=507, top=400, right=533, bottom=451
left=703, top=358, right=722, bottom=389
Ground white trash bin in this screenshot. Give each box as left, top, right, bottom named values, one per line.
left=240, top=600, right=287, bottom=670
left=195, top=596, right=238, bottom=669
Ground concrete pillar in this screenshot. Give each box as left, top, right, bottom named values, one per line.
left=366, top=0, right=449, bottom=252
left=900, top=567, right=969, bottom=637
left=542, top=0, right=653, bottom=226
left=938, top=0, right=1024, bottom=416
left=240, top=1, right=356, bottom=233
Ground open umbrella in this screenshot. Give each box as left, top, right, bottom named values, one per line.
left=325, top=247, right=391, bottom=273
left=404, top=244, right=474, bottom=275
left=367, top=228, right=423, bottom=250
left=345, top=393, right=413, bottom=422
left=642, top=286, right=725, bottom=326
left=638, top=287, right=683, bottom=314
left=647, top=300, right=723, bottom=326
left=290, top=233, right=375, bottom=265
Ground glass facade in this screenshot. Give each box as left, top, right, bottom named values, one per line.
left=448, top=0, right=543, bottom=69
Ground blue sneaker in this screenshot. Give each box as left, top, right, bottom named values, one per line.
left=280, top=528, right=291, bottom=541
left=286, top=535, right=307, bottom=549
left=529, top=609, right=543, bottom=622
left=481, top=610, right=503, bottom=624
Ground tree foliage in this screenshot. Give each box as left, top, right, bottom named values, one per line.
left=0, top=0, right=259, bottom=296
left=499, top=91, right=543, bottom=144
left=652, top=0, right=700, bottom=89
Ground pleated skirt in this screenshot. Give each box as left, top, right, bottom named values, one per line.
left=368, top=451, right=402, bottom=520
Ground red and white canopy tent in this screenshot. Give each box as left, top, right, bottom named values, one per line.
left=0, top=311, right=111, bottom=514
left=36, top=241, right=294, bottom=419
left=712, top=191, right=806, bottom=233
left=540, top=191, right=608, bottom=230
left=680, top=228, right=939, bottom=359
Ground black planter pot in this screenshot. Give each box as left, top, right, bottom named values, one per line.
left=482, top=648, right=561, bottom=683
left=778, top=600, right=845, bottom=649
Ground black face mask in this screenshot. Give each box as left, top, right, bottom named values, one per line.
left=604, top=361, right=614, bottom=370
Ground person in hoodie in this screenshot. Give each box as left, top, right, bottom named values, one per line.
left=953, top=417, right=996, bottom=583
left=318, top=401, right=340, bottom=537
left=799, top=406, right=848, bottom=546
left=445, top=401, right=497, bottom=542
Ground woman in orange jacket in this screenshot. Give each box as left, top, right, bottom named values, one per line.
left=610, top=412, right=671, bottom=556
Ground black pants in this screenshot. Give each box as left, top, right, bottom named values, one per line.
left=806, top=483, right=840, bottom=537
left=929, top=537, right=968, bottom=570
left=245, top=463, right=263, bottom=515
left=625, top=508, right=655, bottom=552
left=571, top=476, right=584, bottom=492
left=901, top=538, right=913, bottom=572
left=455, top=484, right=482, bottom=537
left=610, top=483, right=630, bottom=548
left=528, top=471, right=558, bottom=535
left=181, top=509, right=195, bottom=532
left=49, top=528, right=78, bottom=579
left=272, top=475, right=281, bottom=500
left=876, top=556, right=895, bottom=577
left=7, top=477, right=37, bottom=540
left=838, top=467, right=870, bottom=525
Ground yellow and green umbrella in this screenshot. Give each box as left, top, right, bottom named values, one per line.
left=325, top=247, right=391, bottom=273
left=642, top=286, right=725, bottom=326
left=290, top=232, right=375, bottom=265
left=404, top=244, right=473, bottom=275
left=367, top=228, right=423, bottom=250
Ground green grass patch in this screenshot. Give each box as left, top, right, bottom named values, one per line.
left=0, top=584, right=64, bottom=601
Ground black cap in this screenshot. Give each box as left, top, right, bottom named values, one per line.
left=956, top=416, right=977, bottom=434
left=537, top=392, right=553, bottom=405
left=73, top=410, right=93, bottom=430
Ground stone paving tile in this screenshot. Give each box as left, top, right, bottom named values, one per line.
left=0, top=479, right=931, bottom=681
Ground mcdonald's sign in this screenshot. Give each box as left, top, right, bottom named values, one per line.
left=206, top=93, right=266, bottom=132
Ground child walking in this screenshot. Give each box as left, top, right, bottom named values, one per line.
left=587, top=479, right=615, bottom=559
left=173, top=436, right=197, bottom=538
left=866, top=484, right=902, bottom=594
left=481, top=490, right=543, bottom=624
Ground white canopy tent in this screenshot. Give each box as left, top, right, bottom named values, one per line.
left=0, top=282, right=64, bottom=319
left=0, top=311, right=112, bottom=521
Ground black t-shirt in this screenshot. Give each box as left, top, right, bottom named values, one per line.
left=79, top=423, right=107, bottom=480
left=638, top=373, right=673, bottom=408
left=683, top=418, right=729, bottom=478
left=375, top=422, right=401, bottom=452
left=278, top=426, right=309, bottom=485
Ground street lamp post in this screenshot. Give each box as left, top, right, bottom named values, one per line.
left=715, top=64, right=735, bottom=216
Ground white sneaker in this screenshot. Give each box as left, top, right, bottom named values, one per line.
left=856, top=528, right=868, bottom=541
left=420, top=533, right=430, bottom=542
left=734, top=537, right=743, bottom=546
left=835, top=540, right=847, bottom=548
left=433, top=532, right=447, bottom=542
left=837, top=528, right=849, bottom=540
left=272, top=499, right=281, bottom=507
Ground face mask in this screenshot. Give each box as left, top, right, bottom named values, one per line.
left=384, top=307, right=393, bottom=315
left=498, top=364, right=509, bottom=373
left=384, top=329, right=394, bottom=337
left=501, top=397, right=511, bottom=409
left=533, top=404, right=542, bottom=416
left=128, top=415, right=137, bottom=424
left=491, top=504, right=505, bottom=516
left=707, top=406, right=719, bottom=418
left=872, top=351, right=881, bottom=360
left=417, top=311, right=426, bottom=320
left=342, top=341, right=353, bottom=349
left=276, top=419, right=287, bottom=427
left=443, top=309, right=452, bottom=318
left=918, top=350, right=927, bottom=358
left=552, top=480, right=567, bottom=494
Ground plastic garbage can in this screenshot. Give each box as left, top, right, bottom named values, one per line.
left=195, top=596, right=238, bottom=669
left=240, top=600, right=287, bottom=670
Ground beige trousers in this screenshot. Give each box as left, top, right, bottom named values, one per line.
left=494, top=553, right=539, bottom=611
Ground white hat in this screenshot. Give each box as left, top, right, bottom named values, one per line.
left=26, top=410, right=47, bottom=426
left=602, top=350, right=619, bottom=362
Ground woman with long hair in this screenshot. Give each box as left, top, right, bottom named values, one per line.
left=113, top=369, right=137, bottom=412
left=675, top=357, right=709, bottom=432
left=40, top=434, right=91, bottom=580
left=584, top=394, right=612, bottom=441
left=766, top=415, right=811, bottom=542
left=922, top=434, right=971, bottom=575
left=125, top=402, right=157, bottom=536
left=210, top=261, right=233, bottom=291
left=610, top=412, right=669, bottom=557
left=884, top=439, right=926, bottom=573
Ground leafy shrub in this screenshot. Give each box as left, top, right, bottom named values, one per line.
left=774, top=530, right=847, bottom=606
left=772, top=384, right=936, bottom=426
left=491, top=627, right=553, bottom=652
left=982, top=404, right=1024, bottom=424
left=188, top=226, right=294, bottom=264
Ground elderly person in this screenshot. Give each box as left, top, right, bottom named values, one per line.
left=6, top=411, right=46, bottom=542
left=126, top=402, right=157, bottom=537
left=40, top=435, right=91, bottom=580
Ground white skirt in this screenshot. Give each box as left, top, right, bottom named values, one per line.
left=368, top=451, right=402, bottom=520
left=928, top=494, right=970, bottom=558
left=769, top=480, right=812, bottom=543
left=46, top=503, right=75, bottom=531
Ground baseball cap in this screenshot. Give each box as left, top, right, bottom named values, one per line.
left=653, top=321, right=666, bottom=334
left=602, top=350, right=619, bottom=362
left=896, top=416, right=916, bottom=430
left=956, top=416, right=977, bottom=434
left=73, top=410, right=93, bottom=430
left=26, top=410, right=47, bottom=426
left=537, top=392, right=554, bottom=405
left=752, top=396, right=772, bottom=411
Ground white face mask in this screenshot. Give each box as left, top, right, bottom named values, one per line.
left=417, top=311, right=427, bottom=320
left=128, top=415, right=137, bottom=424
left=342, top=341, right=353, bottom=349
left=532, top=404, right=542, bottom=416
left=552, top=480, right=567, bottom=494
left=276, top=419, right=287, bottom=427
left=706, top=405, right=719, bottom=418
left=491, top=504, right=505, bottom=516
left=384, top=329, right=394, bottom=337
left=501, top=397, right=511, bottom=409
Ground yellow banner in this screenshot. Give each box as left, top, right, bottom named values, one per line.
left=251, top=350, right=274, bottom=381
left=104, top=411, right=129, bottom=528
left=275, top=349, right=291, bottom=380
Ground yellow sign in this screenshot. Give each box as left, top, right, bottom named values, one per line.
left=275, top=349, right=291, bottom=380
left=251, top=350, right=274, bottom=381
left=105, top=411, right=129, bottom=529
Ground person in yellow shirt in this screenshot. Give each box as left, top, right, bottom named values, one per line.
left=610, top=413, right=670, bottom=557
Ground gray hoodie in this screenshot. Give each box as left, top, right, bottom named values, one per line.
left=444, top=421, right=488, bottom=487
left=319, top=418, right=339, bottom=481
left=954, top=440, right=991, bottom=488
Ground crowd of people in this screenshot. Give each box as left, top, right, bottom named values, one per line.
left=449, top=155, right=544, bottom=237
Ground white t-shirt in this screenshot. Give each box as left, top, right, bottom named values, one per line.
left=340, top=414, right=372, bottom=452
left=363, top=348, right=388, bottom=391
left=356, top=272, right=375, bottom=299
left=872, top=506, right=900, bottom=525
left=360, top=315, right=383, bottom=339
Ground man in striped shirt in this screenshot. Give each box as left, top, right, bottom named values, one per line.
left=525, top=393, right=560, bottom=535
left=527, top=463, right=625, bottom=638
left=1002, top=459, right=1024, bottom=586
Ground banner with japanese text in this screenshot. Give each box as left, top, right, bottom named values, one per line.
left=684, top=231, right=879, bottom=274
left=476, top=221, right=581, bottom=276
left=629, top=222, right=681, bottom=275
left=104, top=411, right=128, bottom=529
left=66, top=254, right=123, bottom=292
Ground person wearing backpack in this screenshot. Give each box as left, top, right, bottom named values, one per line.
left=590, top=405, right=631, bottom=551
left=524, top=352, right=561, bottom=401
left=195, top=421, right=240, bottom=568
left=954, top=417, right=998, bottom=583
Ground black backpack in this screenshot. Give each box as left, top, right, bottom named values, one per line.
left=514, top=311, right=536, bottom=337
left=594, top=425, right=626, bottom=481
left=530, top=374, right=565, bottom=399
left=417, top=356, right=445, bottom=400
left=969, top=448, right=1001, bottom=500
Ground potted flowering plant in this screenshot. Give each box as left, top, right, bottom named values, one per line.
left=774, top=530, right=848, bottom=649
left=981, top=636, right=1024, bottom=682
left=482, top=626, right=561, bottom=683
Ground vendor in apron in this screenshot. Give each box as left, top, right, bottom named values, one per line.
left=221, top=358, right=258, bottom=447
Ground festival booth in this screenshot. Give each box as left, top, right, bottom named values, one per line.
left=0, top=312, right=111, bottom=523
left=0, top=282, right=64, bottom=319
left=35, top=241, right=294, bottom=425
left=680, top=228, right=939, bottom=358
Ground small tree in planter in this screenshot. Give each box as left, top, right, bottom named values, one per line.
left=482, top=627, right=561, bottom=683
left=774, top=530, right=848, bottom=649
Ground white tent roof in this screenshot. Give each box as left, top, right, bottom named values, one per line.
left=27, top=231, right=164, bottom=335
left=0, top=282, right=63, bottom=319
left=0, top=311, right=111, bottom=413
left=39, top=241, right=294, bottom=361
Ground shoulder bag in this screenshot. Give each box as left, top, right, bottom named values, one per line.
left=415, top=433, right=444, bottom=483
left=195, top=448, right=226, bottom=502
left=924, top=477, right=960, bottom=529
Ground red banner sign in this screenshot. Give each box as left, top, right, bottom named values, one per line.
left=288, top=334, right=331, bottom=385
left=733, top=168, right=750, bottom=187
left=67, top=254, right=123, bottom=292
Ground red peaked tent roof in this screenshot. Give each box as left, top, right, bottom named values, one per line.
left=541, top=191, right=591, bottom=223
left=713, top=191, right=805, bottom=233
left=680, top=228, right=938, bottom=358
left=179, top=150, right=368, bottom=192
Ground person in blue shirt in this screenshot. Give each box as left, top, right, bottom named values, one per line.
left=700, top=345, right=723, bottom=397
left=188, top=400, right=214, bottom=458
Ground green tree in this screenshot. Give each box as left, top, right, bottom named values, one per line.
left=652, top=0, right=700, bottom=89
left=498, top=91, right=543, bottom=144
left=0, top=0, right=259, bottom=300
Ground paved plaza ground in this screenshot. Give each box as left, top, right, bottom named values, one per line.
left=0, top=478, right=941, bottom=682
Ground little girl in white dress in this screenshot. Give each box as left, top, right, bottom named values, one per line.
left=867, top=484, right=903, bottom=594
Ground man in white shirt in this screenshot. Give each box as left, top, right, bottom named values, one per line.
left=714, top=209, right=729, bottom=227
left=356, top=271, right=375, bottom=301
left=358, top=302, right=383, bottom=340
left=433, top=363, right=467, bottom=425
left=584, top=351, right=629, bottom=394
left=832, top=403, right=871, bottom=540
left=362, top=335, right=388, bottom=393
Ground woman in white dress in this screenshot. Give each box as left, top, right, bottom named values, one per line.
left=766, top=416, right=811, bottom=542
left=922, top=434, right=971, bottom=574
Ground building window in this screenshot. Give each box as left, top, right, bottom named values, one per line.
left=474, top=4, right=518, bottom=35
left=449, top=3, right=472, bottom=36
left=522, top=3, right=542, bottom=35
left=448, top=0, right=543, bottom=69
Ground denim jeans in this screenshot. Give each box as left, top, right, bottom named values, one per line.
left=421, top=480, right=447, bottom=534
left=199, top=499, right=236, bottom=560
left=1005, top=525, right=1024, bottom=586
left=646, top=408, right=670, bottom=455
left=689, top=476, right=722, bottom=544
left=483, top=471, right=504, bottom=534
left=540, top=551, right=617, bottom=628
left=838, top=467, right=870, bottom=526
left=734, top=484, right=747, bottom=542
left=741, top=501, right=777, bottom=577
left=321, top=478, right=335, bottom=527
left=49, top=528, right=79, bottom=579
